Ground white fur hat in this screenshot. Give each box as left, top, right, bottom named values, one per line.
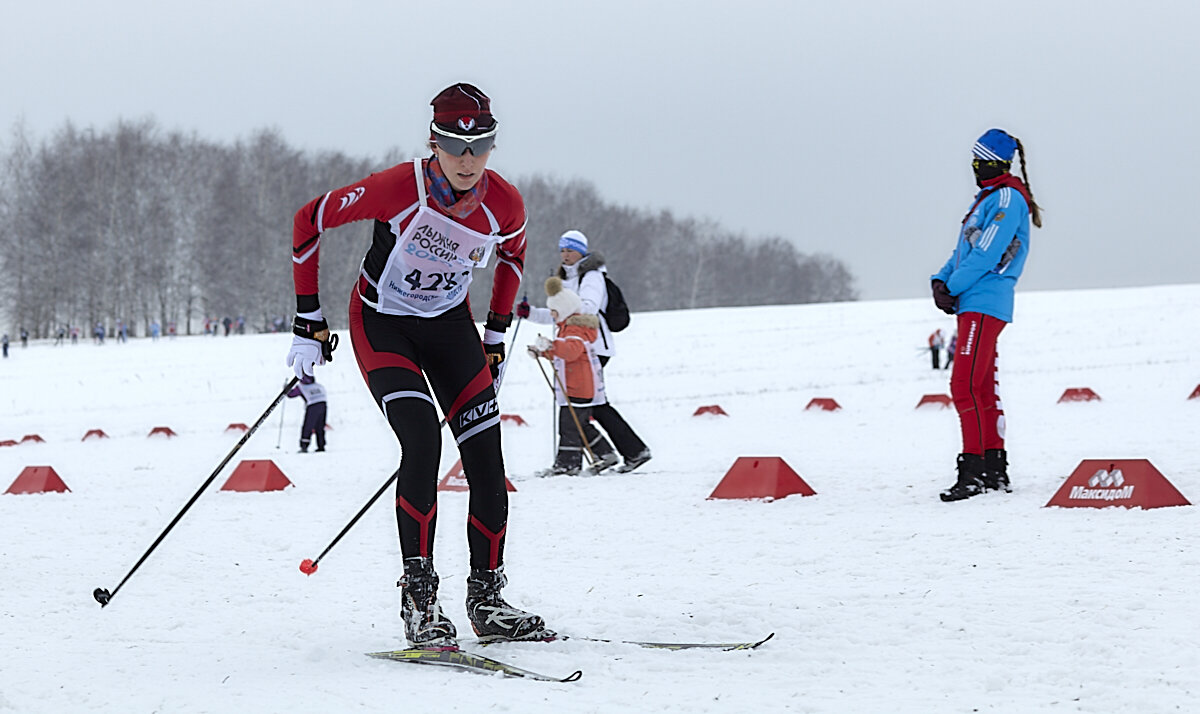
left=545, top=276, right=582, bottom=320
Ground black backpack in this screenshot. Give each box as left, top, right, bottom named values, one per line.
left=600, top=274, right=630, bottom=332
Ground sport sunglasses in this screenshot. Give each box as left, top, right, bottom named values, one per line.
left=431, top=123, right=497, bottom=156
left=971, top=159, right=1010, bottom=170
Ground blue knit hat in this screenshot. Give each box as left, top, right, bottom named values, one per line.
left=973, top=129, right=1017, bottom=162
left=558, top=229, right=588, bottom=255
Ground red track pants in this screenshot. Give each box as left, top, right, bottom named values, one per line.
left=950, top=312, right=1007, bottom=456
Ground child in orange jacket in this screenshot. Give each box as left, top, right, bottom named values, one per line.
left=529, top=277, right=618, bottom=476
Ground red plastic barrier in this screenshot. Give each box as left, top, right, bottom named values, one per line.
left=916, top=394, right=952, bottom=409
left=805, top=398, right=841, bottom=412
left=5, top=466, right=70, bottom=495
left=221, top=460, right=293, bottom=492
left=1045, top=459, right=1190, bottom=510
left=1058, top=387, right=1101, bottom=403
left=437, top=459, right=516, bottom=492
left=708, top=457, right=816, bottom=501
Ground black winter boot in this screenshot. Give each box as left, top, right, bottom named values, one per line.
left=939, top=453, right=986, bottom=502
left=398, top=557, right=457, bottom=648
left=981, top=448, right=1011, bottom=493
left=533, top=462, right=580, bottom=478
left=466, top=567, right=555, bottom=643
left=616, top=448, right=652, bottom=473
left=586, top=449, right=621, bottom=475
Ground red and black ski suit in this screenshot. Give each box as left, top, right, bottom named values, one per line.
left=292, top=157, right=525, bottom=570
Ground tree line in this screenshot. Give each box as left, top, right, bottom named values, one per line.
left=0, top=120, right=857, bottom=338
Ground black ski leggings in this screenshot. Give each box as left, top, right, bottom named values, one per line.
left=349, top=292, right=509, bottom=571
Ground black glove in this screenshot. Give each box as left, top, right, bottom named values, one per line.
left=484, top=341, right=505, bottom=380
left=931, top=280, right=957, bottom=315
left=482, top=311, right=512, bottom=380
left=516, top=297, right=530, bottom=319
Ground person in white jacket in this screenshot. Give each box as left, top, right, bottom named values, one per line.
left=519, top=230, right=651, bottom=473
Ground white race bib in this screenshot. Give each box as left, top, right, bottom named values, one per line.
left=372, top=160, right=504, bottom=317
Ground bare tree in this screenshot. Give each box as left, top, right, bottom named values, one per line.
left=0, top=125, right=856, bottom=337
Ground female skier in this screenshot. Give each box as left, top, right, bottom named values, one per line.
left=931, top=128, right=1042, bottom=502
left=286, top=83, right=551, bottom=646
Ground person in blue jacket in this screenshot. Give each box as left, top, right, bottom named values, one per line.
left=931, top=128, right=1042, bottom=502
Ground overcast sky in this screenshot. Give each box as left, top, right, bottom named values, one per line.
left=3, top=0, right=1197, bottom=300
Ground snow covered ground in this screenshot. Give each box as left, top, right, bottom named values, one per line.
left=2, top=284, right=1198, bottom=713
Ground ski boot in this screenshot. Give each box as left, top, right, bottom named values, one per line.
left=939, top=453, right=986, bottom=502
left=616, top=448, right=652, bottom=473
left=466, top=567, right=555, bottom=643
left=398, top=557, right=457, bottom=648
left=981, top=448, right=1011, bottom=493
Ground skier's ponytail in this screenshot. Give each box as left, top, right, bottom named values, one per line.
left=1014, top=138, right=1043, bottom=228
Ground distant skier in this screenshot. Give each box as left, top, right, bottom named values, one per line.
left=931, top=128, right=1042, bottom=501
left=527, top=276, right=619, bottom=477
left=2, top=333, right=8, bottom=358
left=928, top=328, right=945, bottom=369
left=287, top=374, right=328, bottom=452
left=945, top=332, right=956, bottom=370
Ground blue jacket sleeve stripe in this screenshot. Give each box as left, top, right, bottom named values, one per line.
left=977, top=223, right=998, bottom=251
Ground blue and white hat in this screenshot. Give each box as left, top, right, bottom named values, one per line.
left=973, top=129, right=1017, bottom=162
left=558, top=229, right=588, bottom=255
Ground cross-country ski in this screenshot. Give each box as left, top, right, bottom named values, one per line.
left=472, top=632, right=775, bottom=651
left=366, top=647, right=582, bottom=683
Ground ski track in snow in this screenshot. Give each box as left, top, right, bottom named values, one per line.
left=2, top=284, right=1198, bottom=713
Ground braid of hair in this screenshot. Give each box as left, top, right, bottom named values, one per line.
left=1014, top=138, right=1043, bottom=228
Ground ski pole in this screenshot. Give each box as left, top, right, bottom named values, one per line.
left=300, top=330, right=514, bottom=576
left=299, top=462, right=411, bottom=575
left=510, top=315, right=523, bottom=352
left=494, top=316, right=522, bottom=388
left=94, top=376, right=300, bottom=607
left=551, top=363, right=597, bottom=466
left=528, top=347, right=560, bottom=457
left=531, top=350, right=596, bottom=465
left=276, top=378, right=289, bottom=448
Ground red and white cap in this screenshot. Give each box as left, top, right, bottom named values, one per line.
left=431, top=83, right=496, bottom=136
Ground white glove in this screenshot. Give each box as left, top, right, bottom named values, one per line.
left=534, top=335, right=553, bottom=352
left=287, top=335, right=325, bottom=379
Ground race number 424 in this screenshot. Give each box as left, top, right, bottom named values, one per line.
left=404, top=268, right=465, bottom=292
